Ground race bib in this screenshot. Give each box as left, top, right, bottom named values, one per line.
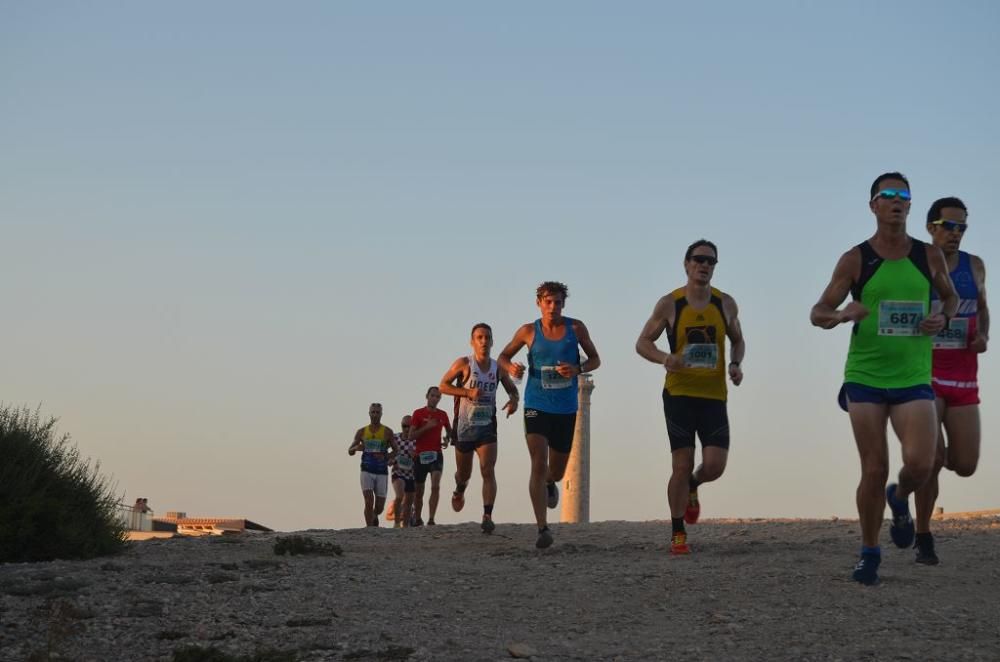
left=540, top=366, right=572, bottom=390
left=363, top=439, right=385, bottom=453
left=933, top=317, right=969, bottom=349
left=419, top=451, right=438, bottom=464
left=878, top=300, right=925, bottom=336
left=396, top=455, right=414, bottom=470
left=683, top=343, right=718, bottom=369
left=469, top=405, right=493, bottom=426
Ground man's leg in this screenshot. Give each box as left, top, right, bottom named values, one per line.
left=428, top=470, right=442, bottom=524
left=914, top=398, right=947, bottom=536
left=888, top=399, right=938, bottom=499
left=847, top=402, right=890, bottom=548
left=669, top=448, right=696, bottom=520
left=402, top=488, right=415, bottom=528
left=391, top=478, right=405, bottom=528
left=692, top=446, right=729, bottom=485
left=526, top=434, right=550, bottom=529
left=413, top=478, right=426, bottom=525
left=944, top=405, right=981, bottom=477
left=452, top=446, right=475, bottom=512
left=363, top=490, right=375, bottom=527
left=477, top=442, right=498, bottom=513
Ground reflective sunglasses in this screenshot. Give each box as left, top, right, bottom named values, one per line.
left=872, top=188, right=912, bottom=202
left=690, top=255, right=718, bottom=266
left=930, top=219, right=968, bottom=233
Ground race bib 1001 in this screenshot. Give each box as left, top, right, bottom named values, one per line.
left=933, top=317, right=969, bottom=349
left=878, top=300, right=925, bottom=336
left=540, top=366, right=572, bottom=390
left=683, top=343, right=718, bottom=369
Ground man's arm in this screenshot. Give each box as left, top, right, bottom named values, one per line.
left=971, top=254, right=989, bottom=353
left=810, top=248, right=866, bottom=329
left=723, top=294, right=745, bottom=386
left=636, top=295, right=675, bottom=366
left=497, top=324, right=532, bottom=379
left=441, top=412, right=453, bottom=448
left=348, top=428, right=364, bottom=455
left=438, top=357, right=473, bottom=399
left=385, top=427, right=398, bottom=461
left=570, top=320, right=601, bottom=375
left=498, top=370, right=519, bottom=417
left=921, top=245, right=959, bottom=336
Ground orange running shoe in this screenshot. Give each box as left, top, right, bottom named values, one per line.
left=670, top=531, right=691, bottom=555
left=451, top=491, right=465, bottom=512
left=684, top=490, right=701, bottom=525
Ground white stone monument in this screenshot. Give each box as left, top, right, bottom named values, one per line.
left=561, top=373, right=595, bottom=524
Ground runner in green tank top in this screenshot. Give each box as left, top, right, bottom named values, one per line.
left=811, top=172, right=958, bottom=586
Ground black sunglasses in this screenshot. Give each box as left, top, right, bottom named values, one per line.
left=690, top=255, right=718, bottom=266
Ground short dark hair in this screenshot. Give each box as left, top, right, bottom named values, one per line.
left=684, top=239, right=718, bottom=262
left=870, top=172, right=910, bottom=199
left=470, top=322, right=492, bottom=338
left=425, top=386, right=440, bottom=397
left=536, top=281, right=569, bottom=300
left=926, top=197, right=967, bottom=224
left=370, top=402, right=382, bottom=409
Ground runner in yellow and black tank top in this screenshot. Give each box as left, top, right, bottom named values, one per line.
left=665, top=286, right=729, bottom=401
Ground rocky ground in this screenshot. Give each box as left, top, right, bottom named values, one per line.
left=1, top=516, right=999, bottom=661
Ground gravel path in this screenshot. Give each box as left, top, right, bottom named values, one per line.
left=2, top=516, right=998, bottom=661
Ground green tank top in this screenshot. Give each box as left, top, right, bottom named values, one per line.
left=844, top=239, right=932, bottom=388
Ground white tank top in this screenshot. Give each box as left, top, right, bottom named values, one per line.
left=456, top=356, right=498, bottom=436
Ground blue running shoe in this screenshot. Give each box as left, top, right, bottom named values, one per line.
left=886, top=483, right=915, bottom=548
left=852, top=552, right=881, bottom=585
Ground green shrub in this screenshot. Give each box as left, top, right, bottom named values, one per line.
left=0, top=405, right=127, bottom=563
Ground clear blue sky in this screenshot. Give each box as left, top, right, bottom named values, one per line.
left=3, top=2, right=998, bottom=530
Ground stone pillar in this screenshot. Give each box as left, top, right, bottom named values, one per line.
left=561, top=373, right=595, bottom=524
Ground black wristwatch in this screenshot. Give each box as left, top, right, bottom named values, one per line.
left=729, top=361, right=741, bottom=368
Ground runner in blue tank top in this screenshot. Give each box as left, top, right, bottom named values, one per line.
left=498, top=281, right=601, bottom=549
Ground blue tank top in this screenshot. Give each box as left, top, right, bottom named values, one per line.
left=930, top=251, right=978, bottom=316
left=524, top=318, right=581, bottom=415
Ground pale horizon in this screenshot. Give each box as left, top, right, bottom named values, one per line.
left=4, top=2, right=998, bottom=532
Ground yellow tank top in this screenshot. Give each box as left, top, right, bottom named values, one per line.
left=664, top=287, right=728, bottom=401
left=361, top=425, right=390, bottom=452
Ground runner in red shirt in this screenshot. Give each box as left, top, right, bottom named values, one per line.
left=409, top=386, right=453, bottom=526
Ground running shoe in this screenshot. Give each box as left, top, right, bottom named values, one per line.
left=670, top=531, right=691, bottom=555
left=427, top=519, right=436, bottom=526
left=536, top=527, right=554, bottom=549
left=411, top=517, right=424, bottom=527
left=684, top=490, right=701, bottom=525
left=481, top=516, right=496, bottom=534
left=451, top=491, right=465, bottom=512
left=546, top=482, right=559, bottom=509
left=886, top=483, right=915, bottom=549
left=914, top=534, right=940, bottom=566
left=851, top=552, right=881, bottom=585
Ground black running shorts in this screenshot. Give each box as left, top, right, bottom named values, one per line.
left=661, top=390, right=730, bottom=451
left=523, top=409, right=576, bottom=454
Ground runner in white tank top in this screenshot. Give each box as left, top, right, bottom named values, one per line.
left=439, top=323, right=520, bottom=533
